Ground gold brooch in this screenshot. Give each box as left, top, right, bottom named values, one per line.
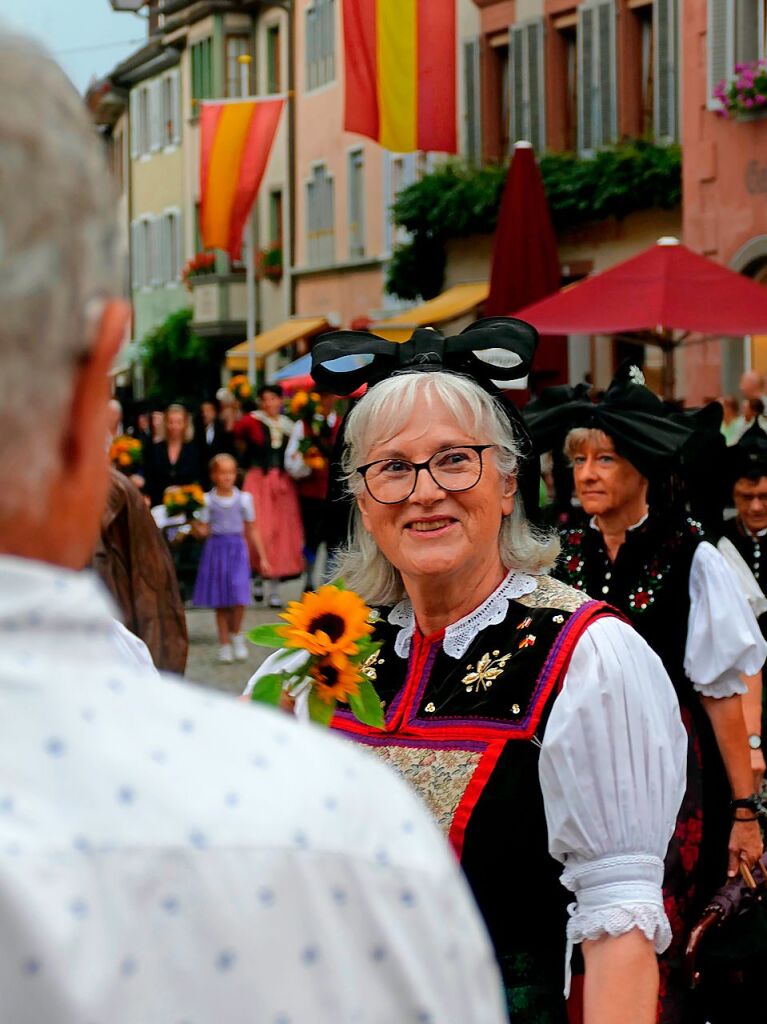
left=518, top=634, right=536, bottom=650
left=361, top=650, right=385, bottom=681
left=463, top=651, right=512, bottom=693
left=552, top=614, right=564, bottom=624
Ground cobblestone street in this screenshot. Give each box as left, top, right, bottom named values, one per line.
left=184, top=578, right=305, bottom=695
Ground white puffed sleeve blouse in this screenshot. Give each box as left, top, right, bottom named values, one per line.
left=540, top=614, right=686, bottom=992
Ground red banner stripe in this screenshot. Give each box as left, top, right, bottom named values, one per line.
left=226, top=98, right=284, bottom=259
left=342, top=0, right=378, bottom=142
left=416, top=0, right=456, bottom=152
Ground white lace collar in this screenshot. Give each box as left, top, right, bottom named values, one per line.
left=387, top=569, right=538, bottom=660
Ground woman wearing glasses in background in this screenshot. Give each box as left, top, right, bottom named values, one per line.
left=246, top=321, right=687, bottom=1024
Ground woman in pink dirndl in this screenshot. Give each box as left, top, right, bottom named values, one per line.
left=234, top=385, right=304, bottom=607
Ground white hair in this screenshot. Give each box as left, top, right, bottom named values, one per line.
left=336, top=371, right=559, bottom=606
left=0, top=32, right=120, bottom=520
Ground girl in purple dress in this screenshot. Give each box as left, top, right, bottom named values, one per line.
left=193, top=454, right=270, bottom=663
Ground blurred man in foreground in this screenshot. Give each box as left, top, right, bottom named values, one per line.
left=0, top=32, right=505, bottom=1024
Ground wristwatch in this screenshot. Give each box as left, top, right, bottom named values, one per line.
left=749, top=733, right=763, bottom=751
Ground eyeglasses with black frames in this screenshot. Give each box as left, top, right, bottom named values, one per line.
left=356, top=445, right=495, bottom=505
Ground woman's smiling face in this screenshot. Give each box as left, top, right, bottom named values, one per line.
left=355, top=396, right=515, bottom=589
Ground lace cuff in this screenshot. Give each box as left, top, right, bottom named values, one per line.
left=559, top=855, right=670, bottom=996
left=692, top=668, right=747, bottom=699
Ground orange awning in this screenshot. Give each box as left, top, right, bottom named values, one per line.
left=369, top=282, right=488, bottom=342
left=225, top=316, right=330, bottom=369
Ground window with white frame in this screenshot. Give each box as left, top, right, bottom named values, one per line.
left=708, top=0, right=767, bottom=107
left=130, top=70, right=180, bottom=158
left=654, top=0, right=678, bottom=142
left=578, top=0, right=617, bottom=153
left=226, top=34, right=254, bottom=97
left=306, top=163, right=335, bottom=267
left=305, top=0, right=335, bottom=91
left=348, top=149, right=365, bottom=260
left=131, top=211, right=184, bottom=289
left=510, top=19, right=546, bottom=153
left=384, top=152, right=417, bottom=254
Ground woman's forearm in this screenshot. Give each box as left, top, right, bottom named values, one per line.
left=700, top=693, right=754, bottom=798
left=582, top=931, right=658, bottom=1024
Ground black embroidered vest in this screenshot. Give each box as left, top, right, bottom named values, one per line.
left=331, top=575, right=614, bottom=1023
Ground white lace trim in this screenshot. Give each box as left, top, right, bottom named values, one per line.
left=387, top=570, right=538, bottom=660
left=560, top=853, right=662, bottom=891
left=563, top=902, right=671, bottom=997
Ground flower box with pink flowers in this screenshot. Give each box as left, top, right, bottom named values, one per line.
left=714, top=60, right=767, bottom=121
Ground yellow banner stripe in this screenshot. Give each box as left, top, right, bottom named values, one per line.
left=202, top=102, right=255, bottom=250
left=376, top=0, right=417, bottom=152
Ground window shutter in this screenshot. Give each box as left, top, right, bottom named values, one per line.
left=130, top=221, right=139, bottom=287
left=175, top=210, right=184, bottom=281
left=654, top=0, right=678, bottom=142
left=129, top=90, right=139, bottom=159
left=306, top=8, right=316, bottom=90
left=462, top=38, right=482, bottom=164
left=597, top=1, right=617, bottom=146
left=149, top=80, right=161, bottom=152
left=510, top=25, right=526, bottom=146
left=577, top=5, right=595, bottom=152
left=707, top=0, right=732, bottom=108
left=170, top=70, right=181, bottom=144
left=510, top=20, right=546, bottom=153
left=527, top=21, right=546, bottom=153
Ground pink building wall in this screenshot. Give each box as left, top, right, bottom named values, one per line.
left=682, top=0, right=767, bottom=403
left=293, top=0, right=386, bottom=325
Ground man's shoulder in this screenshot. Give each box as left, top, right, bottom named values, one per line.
left=517, top=573, right=593, bottom=613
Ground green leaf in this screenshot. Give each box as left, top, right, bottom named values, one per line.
left=246, top=625, right=287, bottom=649
left=308, top=689, right=336, bottom=727
left=329, top=576, right=346, bottom=590
left=348, top=678, right=385, bottom=730
left=249, top=673, right=284, bottom=706
left=352, top=636, right=382, bottom=662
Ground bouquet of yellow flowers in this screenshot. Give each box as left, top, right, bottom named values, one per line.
left=109, top=434, right=143, bottom=471
left=247, top=582, right=384, bottom=728
left=228, top=374, right=252, bottom=403
left=287, top=389, right=320, bottom=421
left=163, top=483, right=206, bottom=519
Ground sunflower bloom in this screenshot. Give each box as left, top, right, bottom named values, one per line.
left=310, top=651, right=361, bottom=705
left=279, top=584, right=373, bottom=656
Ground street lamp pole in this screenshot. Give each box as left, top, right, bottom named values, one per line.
left=238, top=53, right=258, bottom=389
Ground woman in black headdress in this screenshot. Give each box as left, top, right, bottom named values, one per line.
left=248, top=322, right=687, bottom=1024
left=532, top=366, right=765, bottom=1023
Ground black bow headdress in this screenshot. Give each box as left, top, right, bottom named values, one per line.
left=523, top=362, right=694, bottom=480
left=729, top=421, right=767, bottom=483
left=311, top=317, right=542, bottom=517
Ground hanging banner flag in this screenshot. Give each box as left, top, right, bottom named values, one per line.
left=342, top=0, right=457, bottom=154
left=199, top=97, right=285, bottom=259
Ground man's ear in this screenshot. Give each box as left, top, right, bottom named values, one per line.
left=62, top=299, right=131, bottom=468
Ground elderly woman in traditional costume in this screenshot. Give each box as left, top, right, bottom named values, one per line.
left=248, top=320, right=687, bottom=1024
left=532, top=367, right=766, bottom=1022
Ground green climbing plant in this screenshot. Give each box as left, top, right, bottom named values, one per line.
left=386, top=140, right=682, bottom=301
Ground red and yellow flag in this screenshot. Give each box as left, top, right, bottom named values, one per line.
left=199, top=98, right=284, bottom=259
left=342, top=0, right=456, bottom=154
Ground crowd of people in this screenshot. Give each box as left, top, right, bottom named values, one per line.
left=2, top=26, right=767, bottom=1024
left=107, top=383, right=344, bottom=662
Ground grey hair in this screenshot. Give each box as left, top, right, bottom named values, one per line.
left=0, top=32, right=120, bottom=520
left=563, top=427, right=612, bottom=463
left=335, top=371, right=559, bottom=606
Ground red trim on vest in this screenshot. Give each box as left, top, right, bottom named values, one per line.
left=448, top=740, right=504, bottom=859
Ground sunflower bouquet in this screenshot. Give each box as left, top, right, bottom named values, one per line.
left=228, top=374, right=252, bottom=403
left=247, top=582, right=385, bottom=728
left=109, top=434, right=143, bottom=471
left=287, top=389, right=321, bottom=421
left=163, top=483, right=206, bottom=519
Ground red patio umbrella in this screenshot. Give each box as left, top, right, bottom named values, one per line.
left=516, top=237, right=767, bottom=397
left=486, top=140, right=567, bottom=388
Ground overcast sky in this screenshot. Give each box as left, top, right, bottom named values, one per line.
left=0, top=0, right=148, bottom=94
